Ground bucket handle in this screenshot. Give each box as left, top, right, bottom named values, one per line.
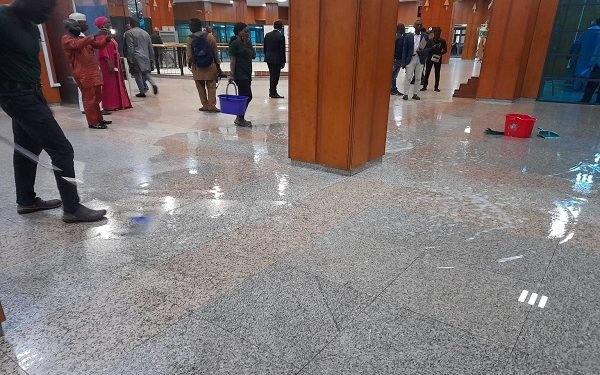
left=226, top=82, right=238, bottom=97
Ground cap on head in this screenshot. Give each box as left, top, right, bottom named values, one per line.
left=69, top=12, right=86, bottom=22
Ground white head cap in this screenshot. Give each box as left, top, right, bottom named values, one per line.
left=68, top=13, right=87, bottom=22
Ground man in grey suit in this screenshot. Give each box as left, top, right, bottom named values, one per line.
left=124, top=18, right=158, bottom=98
left=263, top=20, right=286, bottom=99
left=401, top=19, right=428, bottom=101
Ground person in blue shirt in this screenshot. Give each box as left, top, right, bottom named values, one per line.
left=569, top=19, right=600, bottom=91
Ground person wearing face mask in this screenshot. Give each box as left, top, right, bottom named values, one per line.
left=401, top=19, right=429, bottom=101
left=62, top=13, right=113, bottom=129
left=0, top=0, right=107, bottom=223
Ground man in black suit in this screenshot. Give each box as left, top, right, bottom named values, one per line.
left=264, top=20, right=286, bottom=99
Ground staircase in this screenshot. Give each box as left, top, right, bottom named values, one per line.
left=453, top=76, right=480, bottom=98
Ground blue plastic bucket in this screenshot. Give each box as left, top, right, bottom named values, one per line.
left=218, top=82, right=248, bottom=116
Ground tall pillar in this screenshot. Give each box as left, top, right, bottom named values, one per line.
left=289, top=0, right=399, bottom=174
left=233, top=0, right=247, bottom=23
left=476, top=0, right=558, bottom=100
left=420, top=0, right=454, bottom=64
left=265, top=3, right=279, bottom=24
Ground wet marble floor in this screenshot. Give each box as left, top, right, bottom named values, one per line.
left=1, top=60, right=599, bottom=374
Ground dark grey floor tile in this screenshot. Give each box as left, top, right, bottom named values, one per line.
left=337, top=206, right=472, bottom=248
left=504, top=245, right=600, bottom=374
left=198, top=263, right=371, bottom=367
left=381, top=257, right=531, bottom=346
left=301, top=299, right=510, bottom=375
left=426, top=229, right=558, bottom=282
left=101, top=317, right=296, bottom=375
left=284, top=228, right=423, bottom=296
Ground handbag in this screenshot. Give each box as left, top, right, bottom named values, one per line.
left=431, top=54, right=441, bottom=63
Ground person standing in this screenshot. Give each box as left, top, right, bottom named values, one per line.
left=264, top=20, right=286, bottom=99
left=186, top=18, right=220, bottom=113
left=124, top=18, right=158, bottom=98
left=582, top=41, right=600, bottom=103
left=401, top=19, right=428, bottom=101
left=151, top=27, right=163, bottom=70
left=62, top=14, right=112, bottom=129
left=569, top=19, right=600, bottom=91
left=229, top=22, right=256, bottom=127
left=0, top=0, right=106, bottom=222
left=421, top=27, right=447, bottom=92
left=391, top=23, right=405, bottom=96
left=95, top=17, right=132, bottom=111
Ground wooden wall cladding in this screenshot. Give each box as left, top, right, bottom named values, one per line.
left=476, top=0, right=557, bottom=100
left=397, top=1, right=419, bottom=25
left=278, top=7, right=289, bottom=23
left=453, top=0, right=491, bottom=60
left=173, top=1, right=269, bottom=24
left=420, top=0, right=454, bottom=64
left=352, top=0, right=398, bottom=168
left=315, top=0, right=358, bottom=170
left=289, top=0, right=397, bottom=171
left=522, top=0, right=559, bottom=98
left=288, top=0, right=320, bottom=163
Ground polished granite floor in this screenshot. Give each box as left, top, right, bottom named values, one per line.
left=1, top=60, right=599, bottom=374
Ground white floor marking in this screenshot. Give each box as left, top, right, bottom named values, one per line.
left=498, top=255, right=523, bottom=263
left=518, top=290, right=529, bottom=303
left=528, top=293, right=539, bottom=305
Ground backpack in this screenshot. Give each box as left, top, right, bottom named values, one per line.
left=192, top=35, right=214, bottom=68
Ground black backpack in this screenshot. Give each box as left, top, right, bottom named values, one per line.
left=192, top=35, right=214, bottom=68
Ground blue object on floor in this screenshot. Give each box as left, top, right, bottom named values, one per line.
left=537, top=128, right=560, bottom=139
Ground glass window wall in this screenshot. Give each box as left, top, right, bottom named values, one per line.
left=539, top=0, right=600, bottom=104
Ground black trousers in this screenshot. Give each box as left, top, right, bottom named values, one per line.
left=582, top=65, right=600, bottom=103
left=267, top=63, right=282, bottom=96
left=423, top=60, right=442, bottom=89
left=235, top=79, right=253, bottom=117
left=0, top=87, right=80, bottom=212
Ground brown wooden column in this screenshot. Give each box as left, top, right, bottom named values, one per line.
left=476, top=0, right=558, bottom=100
left=289, top=0, right=398, bottom=174
left=233, top=0, right=247, bottom=23
left=265, top=3, right=279, bottom=24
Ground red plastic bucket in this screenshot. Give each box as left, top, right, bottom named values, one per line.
left=504, top=114, right=537, bottom=138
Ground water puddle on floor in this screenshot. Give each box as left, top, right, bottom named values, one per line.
left=547, top=153, right=599, bottom=243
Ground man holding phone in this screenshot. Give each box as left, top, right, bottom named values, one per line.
left=62, top=13, right=113, bottom=129
left=422, top=27, right=448, bottom=92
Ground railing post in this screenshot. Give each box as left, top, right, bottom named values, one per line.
left=178, top=47, right=184, bottom=76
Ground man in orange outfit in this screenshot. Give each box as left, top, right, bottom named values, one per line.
left=62, top=13, right=113, bottom=129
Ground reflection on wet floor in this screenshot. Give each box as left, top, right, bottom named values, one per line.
left=1, top=63, right=600, bottom=374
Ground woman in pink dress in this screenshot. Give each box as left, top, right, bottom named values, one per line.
left=95, top=16, right=132, bottom=111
